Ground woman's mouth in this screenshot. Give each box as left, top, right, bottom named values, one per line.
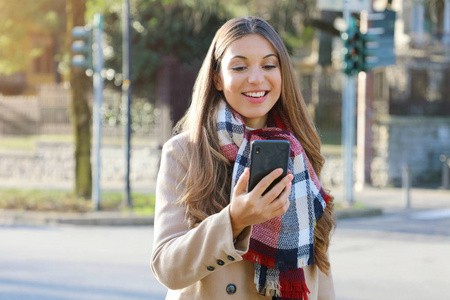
left=242, top=91, right=269, bottom=103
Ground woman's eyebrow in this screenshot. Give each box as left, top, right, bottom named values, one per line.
left=230, top=53, right=278, bottom=60
left=263, top=54, right=278, bottom=59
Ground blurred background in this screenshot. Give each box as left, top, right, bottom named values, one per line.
left=1, top=1, right=450, bottom=300
left=0, top=0, right=449, bottom=203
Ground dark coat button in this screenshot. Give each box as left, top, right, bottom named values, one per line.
left=207, top=266, right=215, bottom=271
left=227, top=255, right=235, bottom=261
left=217, top=259, right=225, bottom=266
left=226, top=283, right=237, bottom=295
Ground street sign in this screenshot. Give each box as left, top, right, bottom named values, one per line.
left=361, top=10, right=396, bottom=69
left=317, top=0, right=371, bottom=12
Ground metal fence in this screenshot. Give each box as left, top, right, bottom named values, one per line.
left=0, top=84, right=158, bottom=138
left=300, top=69, right=343, bottom=145
left=0, top=84, right=72, bottom=136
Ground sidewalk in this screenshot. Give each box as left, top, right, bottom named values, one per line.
left=0, top=210, right=154, bottom=226
left=335, top=186, right=450, bottom=212
left=1, top=186, right=449, bottom=226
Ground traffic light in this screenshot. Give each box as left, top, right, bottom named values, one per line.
left=71, top=25, right=93, bottom=70
left=341, top=16, right=363, bottom=76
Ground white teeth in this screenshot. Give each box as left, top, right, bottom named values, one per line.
left=244, top=91, right=266, bottom=98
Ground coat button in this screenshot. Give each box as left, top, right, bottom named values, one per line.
left=226, top=283, right=237, bottom=295
left=207, top=266, right=215, bottom=271
left=227, top=255, right=235, bottom=261
left=217, top=259, right=225, bottom=266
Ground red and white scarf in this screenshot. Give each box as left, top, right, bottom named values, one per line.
left=217, top=101, right=330, bottom=299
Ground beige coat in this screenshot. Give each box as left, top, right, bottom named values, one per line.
left=151, top=132, right=336, bottom=300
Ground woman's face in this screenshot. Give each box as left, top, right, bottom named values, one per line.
left=214, top=34, right=282, bottom=129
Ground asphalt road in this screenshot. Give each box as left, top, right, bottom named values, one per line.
left=331, top=209, right=450, bottom=300
left=0, top=226, right=167, bottom=300
left=1, top=209, right=450, bottom=300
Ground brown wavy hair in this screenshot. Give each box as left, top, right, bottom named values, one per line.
left=174, top=16, right=335, bottom=274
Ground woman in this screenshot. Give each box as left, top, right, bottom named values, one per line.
left=151, top=16, right=335, bottom=300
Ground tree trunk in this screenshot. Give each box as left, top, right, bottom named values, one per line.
left=68, top=0, right=92, bottom=198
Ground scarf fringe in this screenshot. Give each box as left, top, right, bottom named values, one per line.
left=280, top=281, right=310, bottom=300
left=243, top=249, right=311, bottom=270
left=243, top=249, right=276, bottom=269
left=256, top=279, right=310, bottom=300
left=255, top=280, right=282, bottom=297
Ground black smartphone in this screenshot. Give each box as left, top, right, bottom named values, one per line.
left=248, top=140, right=290, bottom=195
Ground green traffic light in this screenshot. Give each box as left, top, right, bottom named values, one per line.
left=340, top=16, right=368, bottom=76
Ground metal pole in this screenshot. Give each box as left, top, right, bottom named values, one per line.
left=355, top=71, right=366, bottom=190
left=92, top=14, right=104, bottom=211
left=342, top=0, right=356, bottom=204
left=122, top=0, right=132, bottom=207
left=443, top=0, right=450, bottom=45
left=440, top=155, right=450, bottom=189
left=402, top=164, right=411, bottom=209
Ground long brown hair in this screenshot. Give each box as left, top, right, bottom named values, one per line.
left=174, top=16, right=335, bottom=274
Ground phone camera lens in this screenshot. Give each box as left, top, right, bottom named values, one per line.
left=255, top=147, right=260, bottom=154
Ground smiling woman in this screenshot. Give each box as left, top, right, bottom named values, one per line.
left=151, top=16, right=335, bottom=300
left=213, top=34, right=282, bottom=129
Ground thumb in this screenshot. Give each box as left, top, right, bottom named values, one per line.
left=233, top=168, right=249, bottom=195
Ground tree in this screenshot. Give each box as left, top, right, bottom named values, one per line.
left=67, top=0, right=92, bottom=198
left=86, top=0, right=228, bottom=98
left=0, top=0, right=65, bottom=76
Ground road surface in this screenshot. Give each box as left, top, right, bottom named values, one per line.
left=1, top=209, right=449, bottom=299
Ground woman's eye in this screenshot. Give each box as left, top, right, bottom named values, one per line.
left=263, top=65, right=277, bottom=70
left=232, top=66, right=246, bottom=71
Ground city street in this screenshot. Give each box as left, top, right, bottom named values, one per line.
left=0, top=226, right=167, bottom=300
left=1, top=209, right=450, bottom=300
left=331, top=209, right=450, bottom=300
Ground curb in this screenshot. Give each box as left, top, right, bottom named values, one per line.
left=335, top=207, right=383, bottom=219
left=1, top=207, right=383, bottom=227
left=0, top=210, right=154, bottom=226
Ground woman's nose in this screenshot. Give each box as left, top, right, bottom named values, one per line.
left=248, top=67, right=264, bottom=84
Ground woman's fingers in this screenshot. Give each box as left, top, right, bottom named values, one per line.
left=262, top=173, right=294, bottom=202
left=251, top=168, right=284, bottom=196
left=230, top=168, right=293, bottom=231
left=233, top=168, right=250, bottom=196
left=270, top=182, right=292, bottom=216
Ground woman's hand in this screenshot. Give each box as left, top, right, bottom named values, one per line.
left=229, top=168, right=293, bottom=239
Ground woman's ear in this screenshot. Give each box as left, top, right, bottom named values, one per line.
left=213, top=71, right=223, bottom=91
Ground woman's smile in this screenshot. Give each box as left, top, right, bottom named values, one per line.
left=242, top=90, right=269, bottom=103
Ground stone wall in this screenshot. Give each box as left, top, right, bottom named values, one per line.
left=371, top=115, right=450, bottom=187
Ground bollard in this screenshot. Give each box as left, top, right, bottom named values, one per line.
left=402, top=164, right=411, bottom=209
left=440, top=155, right=450, bottom=190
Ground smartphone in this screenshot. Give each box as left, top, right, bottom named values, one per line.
left=248, top=140, right=290, bottom=195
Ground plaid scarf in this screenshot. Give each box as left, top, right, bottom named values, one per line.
left=217, top=101, right=330, bottom=300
